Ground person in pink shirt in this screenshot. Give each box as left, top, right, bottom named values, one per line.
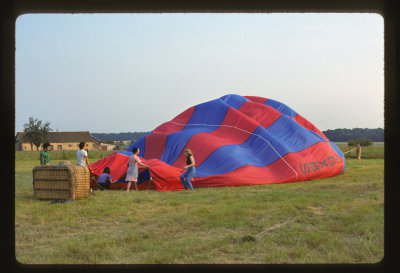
left=126, top=147, right=150, bottom=192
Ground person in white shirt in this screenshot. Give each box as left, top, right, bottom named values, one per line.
left=77, top=142, right=90, bottom=168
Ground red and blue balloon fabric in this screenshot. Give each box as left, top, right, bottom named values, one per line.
left=90, top=94, right=345, bottom=191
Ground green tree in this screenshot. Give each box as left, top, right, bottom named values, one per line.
left=346, top=138, right=373, bottom=158
left=23, top=117, right=52, bottom=150
left=347, top=138, right=373, bottom=147
left=359, top=138, right=373, bottom=146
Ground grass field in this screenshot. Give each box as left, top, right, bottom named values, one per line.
left=14, top=144, right=384, bottom=264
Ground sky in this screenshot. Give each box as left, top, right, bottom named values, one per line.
left=15, top=13, right=384, bottom=133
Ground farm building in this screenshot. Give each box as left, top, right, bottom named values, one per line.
left=15, top=131, right=101, bottom=151
left=99, top=143, right=117, bottom=151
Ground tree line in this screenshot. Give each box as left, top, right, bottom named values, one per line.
left=91, top=132, right=150, bottom=143
left=21, top=117, right=384, bottom=149
left=322, top=128, right=384, bottom=142
left=92, top=128, right=384, bottom=143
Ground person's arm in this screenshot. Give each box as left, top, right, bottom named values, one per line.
left=107, top=174, right=117, bottom=183
left=181, top=156, right=195, bottom=171
left=44, top=151, right=50, bottom=165
left=185, top=156, right=195, bottom=168
left=137, top=157, right=150, bottom=169
left=139, top=162, right=150, bottom=169
left=84, top=150, right=90, bottom=169
left=85, top=156, right=90, bottom=167
left=40, top=152, right=44, bottom=165
left=106, top=175, right=113, bottom=183
left=127, top=156, right=131, bottom=167
left=189, top=156, right=195, bottom=167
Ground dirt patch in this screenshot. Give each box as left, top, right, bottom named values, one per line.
left=307, top=206, right=326, bottom=215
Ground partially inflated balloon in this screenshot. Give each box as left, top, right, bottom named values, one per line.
left=90, top=94, right=345, bottom=191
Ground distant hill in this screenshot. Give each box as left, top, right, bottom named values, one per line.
left=92, top=128, right=384, bottom=143
left=91, top=132, right=150, bottom=142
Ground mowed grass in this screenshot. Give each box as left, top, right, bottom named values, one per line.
left=15, top=146, right=384, bottom=264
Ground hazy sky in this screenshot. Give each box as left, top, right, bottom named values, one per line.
left=15, top=13, right=384, bottom=133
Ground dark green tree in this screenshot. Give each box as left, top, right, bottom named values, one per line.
left=347, top=139, right=357, bottom=147
left=23, top=117, right=52, bottom=150
left=347, top=138, right=373, bottom=147
left=324, top=128, right=383, bottom=142
left=347, top=138, right=372, bottom=158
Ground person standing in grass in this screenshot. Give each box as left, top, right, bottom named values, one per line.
left=126, top=147, right=150, bottom=192
left=356, top=143, right=362, bottom=162
left=180, top=149, right=196, bottom=190
left=77, top=142, right=90, bottom=168
left=40, top=142, right=51, bottom=165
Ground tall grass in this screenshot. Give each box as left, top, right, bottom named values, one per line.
left=14, top=146, right=384, bottom=264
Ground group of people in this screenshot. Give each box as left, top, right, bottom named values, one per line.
left=39, top=140, right=363, bottom=191
left=39, top=141, right=197, bottom=191
left=40, top=141, right=91, bottom=167
left=123, top=147, right=196, bottom=192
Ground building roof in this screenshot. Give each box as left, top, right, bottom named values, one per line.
left=16, top=131, right=100, bottom=143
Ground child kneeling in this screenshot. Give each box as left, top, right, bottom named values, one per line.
left=97, top=167, right=115, bottom=190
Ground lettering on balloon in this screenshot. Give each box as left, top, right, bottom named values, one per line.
left=299, top=155, right=342, bottom=175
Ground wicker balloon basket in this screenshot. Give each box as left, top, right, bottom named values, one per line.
left=33, top=163, right=90, bottom=200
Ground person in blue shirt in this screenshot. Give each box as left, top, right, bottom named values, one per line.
left=97, top=167, right=115, bottom=190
